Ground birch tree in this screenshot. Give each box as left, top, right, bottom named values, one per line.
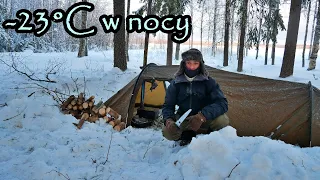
left=302, top=0, right=312, bottom=67
left=308, top=1, right=320, bottom=70
left=309, top=0, right=318, bottom=57
left=78, top=0, right=88, bottom=57
left=212, top=0, right=218, bottom=56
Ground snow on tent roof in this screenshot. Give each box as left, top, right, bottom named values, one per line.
left=104, top=63, right=320, bottom=147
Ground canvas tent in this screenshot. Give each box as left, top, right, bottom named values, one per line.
left=104, top=63, right=320, bottom=147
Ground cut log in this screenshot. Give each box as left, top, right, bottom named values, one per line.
left=71, top=100, right=77, bottom=106
left=78, top=105, right=83, bottom=111
left=98, top=107, right=106, bottom=117
left=109, top=119, right=121, bottom=127
left=82, top=108, right=91, bottom=114
left=88, top=115, right=99, bottom=123
left=77, top=93, right=84, bottom=105
left=77, top=113, right=90, bottom=129
left=72, top=105, right=78, bottom=111
left=103, top=116, right=112, bottom=123
left=114, top=122, right=126, bottom=131
left=67, top=104, right=73, bottom=110
left=87, top=95, right=95, bottom=102
left=92, top=101, right=104, bottom=114
left=83, top=95, right=95, bottom=109
left=82, top=102, right=89, bottom=109
left=61, top=95, right=75, bottom=110
left=70, top=110, right=81, bottom=119
left=88, top=101, right=94, bottom=107
left=106, top=107, right=121, bottom=120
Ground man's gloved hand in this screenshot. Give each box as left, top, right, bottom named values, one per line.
left=186, top=112, right=206, bottom=131
left=165, top=118, right=180, bottom=134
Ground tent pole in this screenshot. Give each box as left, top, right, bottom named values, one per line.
left=141, top=81, right=145, bottom=109
left=308, top=81, right=314, bottom=147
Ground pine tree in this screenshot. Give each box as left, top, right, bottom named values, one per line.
left=126, top=0, right=131, bottom=62
left=237, top=0, right=249, bottom=72
left=224, top=0, right=231, bottom=66
left=113, top=0, right=127, bottom=71
left=140, top=0, right=191, bottom=65
left=280, top=0, right=302, bottom=78
left=142, top=0, right=152, bottom=67
left=230, top=4, right=235, bottom=57
left=270, top=2, right=285, bottom=65
left=256, top=9, right=264, bottom=59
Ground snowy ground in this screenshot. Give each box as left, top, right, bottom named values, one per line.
left=0, top=46, right=320, bottom=180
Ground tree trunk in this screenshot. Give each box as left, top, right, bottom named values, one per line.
left=143, top=0, right=152, bottom=67
left=175, top=43, right=180, bottom=61
left=230, top=5, right=234, bottom=56
left=237, top=32, right=240, bottom=60
left=224, top=0, right=231, bottom=66
left=265, top=39, right=269, bottom=65
left=256, top=10, right=264, bottom=59
left=302, top=0, right=311, bottom=67
left=208, top=13, right=211, bottom=46
left=113, top=0, right=127, bottom=71
left=271, top=41, right=276, bottom=65
left=212, top=0, right=218, bottom=56
left=309, top=0, right=318, bottom=57
left=6, top=0, right=12, bottom=52
left=280, top=0, right=302, bottom=78
left=271, top=4, right=279, bottom=65
left=245, top=1, right=250, bottom=57
left=143, top=32, right=150, bottom=67
left=264, top=1, right=272, bottom=65
left=126, top=0, right=131, bottom=62
left=237, top=0, right=248, bottom=72
left=200, top=2, right=204, bottom=52
left=308, top=1, right=320, bottom=70
left=190, top=0, right=194, bottom=48
left=167, top=33, right=173, bottom=65
left=78, top=0, right=88, bottom=57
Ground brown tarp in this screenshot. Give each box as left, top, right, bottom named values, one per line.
left=311, top=88, right=320, bottom=146
left=104, top=64, right=320, bottom=147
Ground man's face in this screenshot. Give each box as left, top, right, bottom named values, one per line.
left=185, top=60, right=200, bottom=70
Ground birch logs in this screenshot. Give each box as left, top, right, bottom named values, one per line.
left=60, top=94, right=126, bottom=131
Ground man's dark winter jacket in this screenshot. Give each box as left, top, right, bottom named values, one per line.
left=162, top=74, right=228, bottom=124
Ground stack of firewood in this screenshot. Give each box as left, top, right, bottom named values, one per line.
left=60, top=93, right=126, bottom=131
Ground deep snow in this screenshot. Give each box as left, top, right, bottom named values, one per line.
left=0, top=46, right=319, bottom=180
